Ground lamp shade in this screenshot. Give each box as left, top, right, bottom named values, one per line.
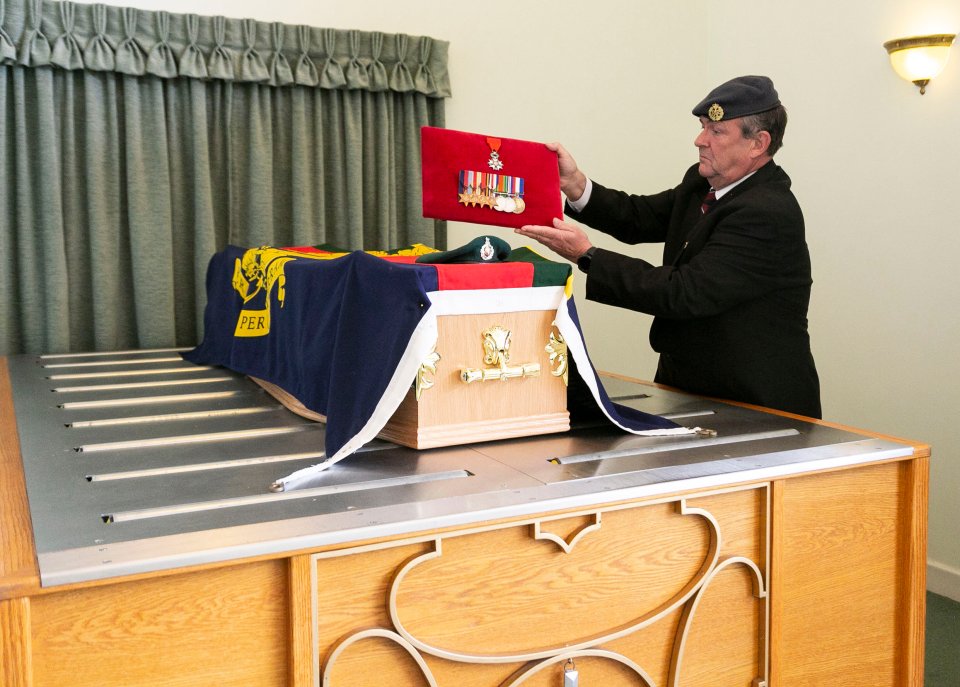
left=883, top=34, right=956, bottom=93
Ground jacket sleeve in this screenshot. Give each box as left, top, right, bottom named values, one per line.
left=585, top=190, right=809, bottom=320
left=566, top=180, right=678, bottom=245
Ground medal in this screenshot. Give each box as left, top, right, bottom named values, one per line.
left=456, top=136, right=525, bottom=214
left=486, top=137, right=503, bottom=170
left=458, top=169, right=525, bottom=215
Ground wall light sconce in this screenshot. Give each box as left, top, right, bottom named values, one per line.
left=883, top=34, right=956, bottom=94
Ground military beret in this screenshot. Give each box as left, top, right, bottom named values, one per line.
left=415, top=235, right=512, bottom=264
left=691, top=75, right=781, bottom=122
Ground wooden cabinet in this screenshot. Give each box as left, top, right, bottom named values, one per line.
left=0, top=358, right=928, bottom=686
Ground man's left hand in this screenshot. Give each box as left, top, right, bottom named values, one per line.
left=515, top=218, right=591, bottom=263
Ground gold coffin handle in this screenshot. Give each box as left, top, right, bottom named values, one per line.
left=460, top=325, right=541, bottom=384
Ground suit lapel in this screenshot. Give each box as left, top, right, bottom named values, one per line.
left=668, top=161, right=781, bottom=266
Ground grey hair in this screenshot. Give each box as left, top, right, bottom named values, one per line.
left=739, top=105, right=787, bottom=157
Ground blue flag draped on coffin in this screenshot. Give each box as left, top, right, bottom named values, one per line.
left=184, top=242, right=696, bottom=491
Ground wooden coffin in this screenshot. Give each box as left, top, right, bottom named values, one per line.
left=256, top=307, right=570, bottom=450
left=379, top=309, right=569, bottom=449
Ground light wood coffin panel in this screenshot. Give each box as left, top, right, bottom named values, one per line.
left=312, top=487, right=768, bottom=687
left=380, top=310, right=569, bottom=449
left=28, top=561, right=289, bottom=687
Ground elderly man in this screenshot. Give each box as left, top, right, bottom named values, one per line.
left=516, top=75, right=821, bottom=418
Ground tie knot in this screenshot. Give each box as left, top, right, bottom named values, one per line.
left=700, top=189, right=716, bottom=214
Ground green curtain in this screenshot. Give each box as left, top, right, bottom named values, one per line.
left=0, top=0, right=450, bottom=355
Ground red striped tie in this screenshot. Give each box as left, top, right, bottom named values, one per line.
left=700, top=189, right=716, bottom=214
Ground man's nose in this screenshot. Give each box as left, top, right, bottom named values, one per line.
left=694, top=130, right=708, bottom=148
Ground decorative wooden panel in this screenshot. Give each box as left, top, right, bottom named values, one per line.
left=310, top=487, right=769, bottom=686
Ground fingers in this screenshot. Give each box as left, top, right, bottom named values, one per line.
left=545, top=141, right=575, bottom=168
left=516, top=218, right=572, bottom=236
left=514, top=224, right=555, bottom=247
left=544, top=145, right=586, bottom=200
left=514, top=224, right=550, bottom=240
left=515, top=219, right=590, bottom=263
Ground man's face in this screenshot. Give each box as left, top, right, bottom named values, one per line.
left=694, top=116, right=764, bottom=190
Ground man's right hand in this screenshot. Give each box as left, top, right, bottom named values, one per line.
left=545, top=142, right=587, bottom=202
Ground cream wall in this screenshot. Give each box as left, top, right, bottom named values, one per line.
left=79, top=0, right=960, bottom=600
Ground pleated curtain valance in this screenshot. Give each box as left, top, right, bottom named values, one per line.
left=0, top=0, right=451, bottom=95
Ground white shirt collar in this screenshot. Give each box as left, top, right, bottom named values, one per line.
left=713, top=170, right=757, bottom=199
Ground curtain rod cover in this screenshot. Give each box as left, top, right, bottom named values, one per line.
left=0, top=0, right=451, bottom=95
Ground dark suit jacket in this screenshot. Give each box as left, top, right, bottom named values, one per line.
left=568, top=160, right=821, bottom=418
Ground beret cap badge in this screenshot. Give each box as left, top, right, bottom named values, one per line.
left=708, top=103, right=724, bottom=122
left=415, top=235, right=512, bottom=264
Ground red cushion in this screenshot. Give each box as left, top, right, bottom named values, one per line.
left=421, top=126, right=562, bottom=229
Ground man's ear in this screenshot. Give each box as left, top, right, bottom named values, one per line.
left=752, top=130, right=772, bottom=157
